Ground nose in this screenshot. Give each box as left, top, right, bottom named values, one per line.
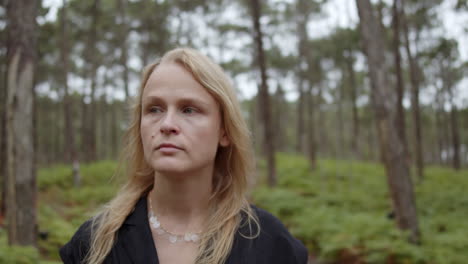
left=160, top=109, right=180, bottom=135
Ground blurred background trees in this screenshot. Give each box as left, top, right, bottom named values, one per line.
left=1, top=0, right=467, bottom=262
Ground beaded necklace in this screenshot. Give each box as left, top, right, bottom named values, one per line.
left=147, top=192, right=201, bottom=244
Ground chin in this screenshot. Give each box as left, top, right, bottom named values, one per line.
left=152, top=160, right=188, bottom=175
left=154, top=167, right=186, bottom=175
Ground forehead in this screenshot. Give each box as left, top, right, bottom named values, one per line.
left=142, top=62, right=216, bottom=103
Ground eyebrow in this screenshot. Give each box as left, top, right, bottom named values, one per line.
left=142, top=95, right=211, bottom=108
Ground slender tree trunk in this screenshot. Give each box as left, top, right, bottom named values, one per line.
left=5, top=0, right=38, bottom=245
left=54, top=101, right=63, bottom=162
left=307, top=84, right=317, bottom=169
left=434, top=85, right=445, bottom=165
left=446, top=83, right=461, bottom=170
left=356, top=0, right=420, bottom=243
left=89, top=66, right=97, bottom=162
left=81, top=91, right=88, bottom=162
left=316, top=83, right=327, bottom=156
left=249, top=0, right=276, bottom=187
left=392, top=0, right=408, bottom=156
left=401, top=0, right=424, bottom=180
left=337, top=78, right=345, bottom=157
left=442, top=109, right=451, bottom=166
left=450, top=104, right=460, bottom=170
left=98, top=96, right=107, bottom=159
left=346, top=55, right=360, bottom=156
left=110, top=102, right=119, bottom=159
left=274, top=84, right=286, bottom=152
left=1, top=14, right=7, bottom=220
left=297, top=77, right=305, bottom=153
left=60, top=0, right=76, bottom=164
left=140, top=0, right=152, bottom=67
left=83, top=0, right=100, bottom=162
left=435, top=109, right=443, bottom=164
left=117, top=0, right=130, bottom=100
left=368, top=117, right=377, bottom=161
left=296, top=1, right=309, bottom=154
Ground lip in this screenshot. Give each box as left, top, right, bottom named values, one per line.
left=156, top=143, right=183, bottom=150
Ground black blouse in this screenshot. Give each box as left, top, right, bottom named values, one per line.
left=60, top=197, right=308, bottom=263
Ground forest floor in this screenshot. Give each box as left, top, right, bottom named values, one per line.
left=0, top=153, right=467, bottom=263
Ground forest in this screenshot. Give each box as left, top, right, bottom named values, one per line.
left=1, top=0, right=467, bottom=263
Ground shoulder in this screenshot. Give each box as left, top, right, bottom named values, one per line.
left=59, top=197, right=147, bottom=264
left=59, top=219, right=94, bottom=263
left=235, top=205, right=308, bottom=264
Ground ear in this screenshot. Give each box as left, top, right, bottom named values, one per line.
left=219, top=129, right=230, bottom=147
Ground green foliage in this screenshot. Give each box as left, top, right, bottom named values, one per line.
left=1, top=156, right=467, bottom=263
left=0, top=161, right=121, bottom=262
left=0, top=229, right=40, bottom=264
left=253, top=153, right=468, bottom=264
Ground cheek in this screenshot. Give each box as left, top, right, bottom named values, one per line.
left=140, top=122, right=153, bottom=152
left=193, top=122, right=221, bottom=148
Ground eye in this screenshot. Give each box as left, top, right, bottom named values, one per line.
left=149, top=106, right=163, bottom=113
left=182, top=107, right=197, bottom=114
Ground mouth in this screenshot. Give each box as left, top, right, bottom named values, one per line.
left=156, top=143, right=183, bottom=151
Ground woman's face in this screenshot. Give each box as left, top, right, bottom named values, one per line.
left=140, top=62, right=229, bottom=176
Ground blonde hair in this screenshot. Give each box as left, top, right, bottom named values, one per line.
left=85, top=48, right=259, bottom=264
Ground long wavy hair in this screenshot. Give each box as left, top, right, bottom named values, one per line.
left=85, top=47, right=259, bottom=264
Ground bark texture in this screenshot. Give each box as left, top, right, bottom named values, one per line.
left=60, top=0, right=77, bottom=164
left=392, top=0, right=408, bottom=155
left=5, top=0, right=38, bottom=246
left=249, top=0, right=277, bottom=186
left=356, top=0, right=420, bottom=243
left=82, top=0, right=100, bottom=162
left=401, top=0, right=424, bottom=180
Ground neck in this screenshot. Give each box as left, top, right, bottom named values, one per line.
left=148, top=166, right=214, bottom=231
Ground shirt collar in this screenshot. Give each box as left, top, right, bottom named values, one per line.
left=122, top=196, right=148, bottom=226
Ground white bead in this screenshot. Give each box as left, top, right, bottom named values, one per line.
left=191, top=234, right=200, bottom=242
left=169, top=235, right=177, bottom=243
left=184, top=233, right=192, bottom=242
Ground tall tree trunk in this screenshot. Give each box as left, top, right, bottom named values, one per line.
left=337, top=78, right=345, bottom=157
left=117, top=0, right=130, bottom=100
left=367, top=117, right=377, bottom=161
left=435, top=109, right=443, bottom=164
left=401, top=0, right=424, bottom=180
left=274, top=84, right=286, bottom=152
left=57, top=101, right=64, bottom=162
left=449, top=104, right=460, bottom=170
left=392, top=0, right=408, bottom=156
left=140, top=0, right=152, bottom=67
left=446, top=82, right=461, bottom=170
left=295, top=0, right=310, bottom=154
left=356, top=0, right=420, bottom=243
left=110, top=102, right=119, bottom=159
left=250, top=96, right=261, bottom=154
left=0, top=13, right=7, bottom=220
left=316, top=83, right=327, bottom=156
left=81, top=91, right=88, bottom=162
left=296, top=78, right=305, bottom=153
left=346, top=54, right=360, bottom=156
left=249, top=0, right=276, bottom=187
left=434, top=85, right=446, bottom=165
left=5, top=0, right=38, bottom=246
left=60, top=0, right=76, bottom=164
left=83, top=0, right=100, bottom=162
left=307, top=84, right=317, bottom=169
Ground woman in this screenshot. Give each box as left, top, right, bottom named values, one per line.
left=60, top=47, right=307, bottom=264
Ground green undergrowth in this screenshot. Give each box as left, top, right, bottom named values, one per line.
left=253, top=153, right=468, bottom=264
left=0, top=155, right=466, bottom=263
left=38, top=160, right=121, bottom=260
